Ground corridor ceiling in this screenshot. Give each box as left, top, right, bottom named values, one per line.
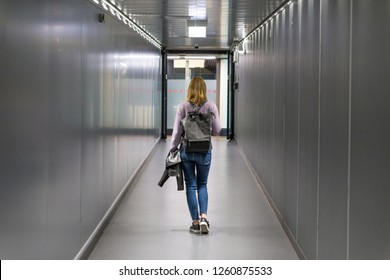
left=109, top=0, right=286, bottom=51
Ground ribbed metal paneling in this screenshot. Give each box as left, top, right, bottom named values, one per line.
left=283, top=1, right=300, bottom=239
left=296, top=0, right=320, bottom=260
left=318, top=0, right=350, bottom=260
left=272, top=11, right=286, bottom=213
left=263, top=20, right=275, bottom=196
left=0, top=0, right=161, bottom=259
left=235, top=0, right=390, bottom=259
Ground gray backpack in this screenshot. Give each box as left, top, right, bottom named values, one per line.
left=181, top=102, right=212, bottom=152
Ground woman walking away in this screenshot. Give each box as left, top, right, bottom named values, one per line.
left=170, top=77, right=221, bottom=234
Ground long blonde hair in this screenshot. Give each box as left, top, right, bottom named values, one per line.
left=186, top=77, right=208, bottom=106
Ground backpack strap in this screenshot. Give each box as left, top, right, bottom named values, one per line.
left=190, top=101, right=207, bottom=112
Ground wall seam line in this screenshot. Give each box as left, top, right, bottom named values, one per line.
left=316, top=0, right=322, bottom=260
left=346, top=0, right=353, bottom=261
left=296, top=0, right=301, bottom=242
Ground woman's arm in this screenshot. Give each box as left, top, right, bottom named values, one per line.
left=170, top=103, right=185, bottom=151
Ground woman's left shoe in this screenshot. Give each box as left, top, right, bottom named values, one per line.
left=189, top=223, right=200, bottom=234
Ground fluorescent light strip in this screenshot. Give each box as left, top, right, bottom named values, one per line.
left=185, top=56, right=215, bottom=60
left=89, top=0, right=162, bottom=49
left=167, top=56, right=216, bottom=60
left=188, top=26, right=206, bottom=38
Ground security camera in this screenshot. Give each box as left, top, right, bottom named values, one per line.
left=98, top=13, right=105, bottom=23
left=194, top=45, right=199, bottom=49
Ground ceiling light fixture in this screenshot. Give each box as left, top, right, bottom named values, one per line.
left=167, top=55, right=216, bottom=60
left=188, top=26, right=206, bottom=38
left=187, top=19, right=207, bottom=38
left=187, top=0, right=207, bottom=38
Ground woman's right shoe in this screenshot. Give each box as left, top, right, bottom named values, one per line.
left=199, top=218, right=209, bottom=234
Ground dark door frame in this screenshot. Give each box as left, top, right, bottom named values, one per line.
left=161, top=50, right=234, bottom=140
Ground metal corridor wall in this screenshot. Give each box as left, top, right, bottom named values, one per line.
left=235, top=0, right=390, bottom=259
left=0, top=0, right=161, bottom=259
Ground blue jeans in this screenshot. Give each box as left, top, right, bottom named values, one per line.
left=180, top=148, right=212, bottom=221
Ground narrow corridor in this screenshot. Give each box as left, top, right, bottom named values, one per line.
left=88, top=138, right=298, bottom=260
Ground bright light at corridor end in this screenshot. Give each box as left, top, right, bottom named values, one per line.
left=89, top=0, right=162, bottom=50
left=167, top=55, right=216, bottom=60
left=188, top=26, right=207, bottom=38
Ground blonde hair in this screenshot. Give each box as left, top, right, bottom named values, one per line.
left=186, top=77, right=207, bottom=106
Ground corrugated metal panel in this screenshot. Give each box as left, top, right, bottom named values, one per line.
left=282, top=1, right=300, bottom=239
left=318, top=0, right=350, bottom=260
left=296, top=0, right=320, bottom=260
left=272, top=12, right=286, bottom=213
left=349, top=0, right=390, bottom=260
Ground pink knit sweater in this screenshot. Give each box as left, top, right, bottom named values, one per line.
left=170, top=101, right=221, bottom=151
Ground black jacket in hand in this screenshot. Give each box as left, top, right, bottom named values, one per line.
left=158, top=149, right=184, bottom=191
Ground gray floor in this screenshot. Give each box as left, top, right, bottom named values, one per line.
left=88, top=137, right=299, bottom=260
